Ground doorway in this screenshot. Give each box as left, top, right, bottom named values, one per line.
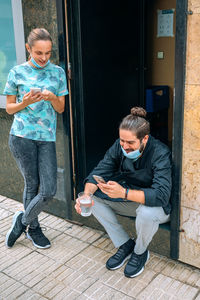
left=65, top=0, right=187, bottom=259
left=79, top=0, right=145, bottom=174
left=69, top=0, right=175, bottom=186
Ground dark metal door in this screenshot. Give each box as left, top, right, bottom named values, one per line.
left=68, top=0, right=146, bottom=193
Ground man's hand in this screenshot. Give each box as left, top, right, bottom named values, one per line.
left=75, top=196, right=94, bottom=215
left=97, top=181, right=125, bottom=199
left=75, top=197, right=82, bottom=215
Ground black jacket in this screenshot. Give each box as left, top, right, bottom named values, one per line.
left=85, top=135, right=172, bottom=215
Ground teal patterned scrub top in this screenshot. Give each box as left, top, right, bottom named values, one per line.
left=3, top=62, right=68, bottom=142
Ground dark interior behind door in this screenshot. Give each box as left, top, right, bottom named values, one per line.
left=79, top=0, right=144, bottom=174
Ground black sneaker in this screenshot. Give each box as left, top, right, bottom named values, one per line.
left=106, top=239, right=135, bottom=270
left=124, top=250, right=150, bottom=278
left=6, top=211, right=26, bottom=248
left=27, top=226, right=51, bottom=249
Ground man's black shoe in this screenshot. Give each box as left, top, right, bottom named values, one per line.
left=27, top=226, right=51, bottom=249
left=106, top=239, right=135, bottom=270
left=6, top=211, right=26, bottom=248
left=124, top=250, right=150, bottom=278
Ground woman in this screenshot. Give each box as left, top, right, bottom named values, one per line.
left=4, top=28, right=68, bottom=249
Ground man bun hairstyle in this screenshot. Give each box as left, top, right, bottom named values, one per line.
left=130, top=107, right=147, bottom=118
left=27, top=28, right=52, bottom=48
left=119, top=106, right=150, bottom=140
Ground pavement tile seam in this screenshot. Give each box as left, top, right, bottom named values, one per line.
left=150, top=265, right=200, bottom=290
left=2, top=251, right=62, bottom=276
left=70, top=277, right=99, bottom=296
left=134, top=273, right=199, bottom=300
left=31, top=269, right=94, bottom=299
left=0, top=272, right=31, bottom=299
left=145, top=252, right=200, bottom=289
left=3, top=241, right=91, bottom=272
left=1, top=223, right=104, bottom=261
left=46, top=232, right=108, bottom=256
left=1, top=268, right=63, bottom=299
left=61, top=230, right=106, bottom=245
left=81, top=279, right=136, bottom=300
left=0, top=248, right=36, bottom=273
left=21, top=219, right=106, bottom=247
left=18, top=231, right=64, bottom=251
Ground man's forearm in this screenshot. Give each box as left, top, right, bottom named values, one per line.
left=84, top=182, right=98, bottom=195
left=126, top=189, right=145, bottom=204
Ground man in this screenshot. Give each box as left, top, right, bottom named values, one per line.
left=75, top=107, right=171, bottom=278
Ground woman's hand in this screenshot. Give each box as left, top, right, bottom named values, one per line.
left=6, top=92, right=43, bottom=115
left=22, top=91, right=43, bottom=106
left=42, top=89, right=65, bottom=113
left=41, top=89, right=55, bottom=102
left=97, top=181, right=125, bottom=199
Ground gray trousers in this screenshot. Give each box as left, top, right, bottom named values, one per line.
left=92, top=196, right=170, bottom=255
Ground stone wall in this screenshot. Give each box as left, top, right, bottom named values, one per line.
left=179, top=0, right=200, bottom=268
left=21, top=0, right=66, bottom=169
left=21, top=0, right=59, bottom=64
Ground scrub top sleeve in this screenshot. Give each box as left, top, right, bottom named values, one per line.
left=3, top=69, right=17, bottom=95
left=58, top=68, right=68, bottom=96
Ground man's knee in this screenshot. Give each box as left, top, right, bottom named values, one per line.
left=136, top=205, right=157, bottom=224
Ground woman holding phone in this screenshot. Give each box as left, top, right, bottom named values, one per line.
left=4, top=28, right=68, bottom=249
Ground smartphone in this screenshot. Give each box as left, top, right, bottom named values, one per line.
left=93, top=175, right=106, bottom=184
left=30, top=88, right=41, bottom=95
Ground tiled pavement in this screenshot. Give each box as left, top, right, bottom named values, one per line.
left=0, top=195, right=199, bottom=300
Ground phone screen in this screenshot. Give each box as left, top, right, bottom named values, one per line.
left=31, top=88, right=41, bottom=95
left=93, top=175, right=106, bottom=184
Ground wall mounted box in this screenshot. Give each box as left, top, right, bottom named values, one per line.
left=146, top=85, right=169, bottom=112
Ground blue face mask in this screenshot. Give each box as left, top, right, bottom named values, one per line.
left=30, top=57, right=50, bottom=69
left=121, top=146, right=142, bottom=161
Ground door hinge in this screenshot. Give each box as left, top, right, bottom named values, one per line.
left=73, top=172, right=76, bottom=186
left=67, top=62, right=72, bottom=80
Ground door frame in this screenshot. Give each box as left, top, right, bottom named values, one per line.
left=170, top=0, right=188, bottom=259
left=63, top=0, right=87, bottom=194
left=64, top=0, right=188, bottom=259
left=55, top=0, right=74, bottom=219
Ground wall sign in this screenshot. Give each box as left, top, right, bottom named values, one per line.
left=157, top=9, right=175, bottom=38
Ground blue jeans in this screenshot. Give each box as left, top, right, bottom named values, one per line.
left=9, top=135, right=57, bottom=229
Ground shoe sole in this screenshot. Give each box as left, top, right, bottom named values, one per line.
left=125, top=251, right=150, bottom=278
left=106, top=253, right=131, bottom=270
left=26, top=232, right=51, bottom=249
left=5, top=211, right=24, bottom=248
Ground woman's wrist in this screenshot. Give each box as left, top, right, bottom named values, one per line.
left=15, top=100, right=27, bottom=112
left=21, top=98, right=27, bottom=109
left=50, top=94, right=58, bottom=103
